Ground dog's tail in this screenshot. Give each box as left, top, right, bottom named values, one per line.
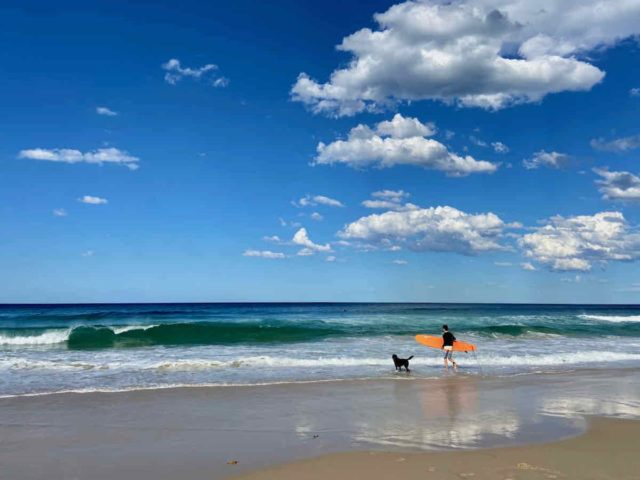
left=407, top=355, right=414, bottom=360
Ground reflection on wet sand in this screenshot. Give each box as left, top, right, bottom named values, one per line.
left=353, top=377, right=521, bottom=449
left=542, top=396, right=640, bottom=419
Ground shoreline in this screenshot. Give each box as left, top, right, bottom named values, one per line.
left=226, top=416, right=640, bottom=480
left=2, top=368, right=640, bottom=479
left=1, top=364, right=637, bottom=400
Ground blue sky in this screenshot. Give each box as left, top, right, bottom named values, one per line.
left=2, top=0, right=640, bottom=303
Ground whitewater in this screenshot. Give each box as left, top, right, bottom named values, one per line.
left=1, top=303, right=640, bottom=396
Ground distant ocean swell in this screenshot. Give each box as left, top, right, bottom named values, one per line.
left=2, top=319, right=640, bottom=349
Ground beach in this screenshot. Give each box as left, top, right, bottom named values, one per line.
left=228, top=417, right=640, bottom=480
left=2, top=368, right=640, bottom=479
left=2, top=303, right=640, bottom=478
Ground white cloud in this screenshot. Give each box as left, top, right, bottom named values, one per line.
left=162, top=58, right=227, bottom=86
left=316, top=114, right=497, bottom=176
left=19, top=147, right=139, bottom=170
left=518, top=212, right=640, bottom=271
left=362, top=199, right=405, bottom=210
left=363, top=190, right=414, bottom=210
left=295, top=194, right=344, bottom=208
left=53, top=209, right=67, bottom=217
left=81, top=250, right=94, bottom=257
left=326, top=255, right=337, bottom=262
left=393, top=259, right=408, bottom=265
left=523, top=150, right=570, bottom=169
left=389, top=245, right=402, bottom=251
left=630, top=88, right=640, bottom=97
left=469, top=136, right=488, bottom=147
left=289, top=0, right=628, bottom=116
left=78, top=195, right=108, bottom=205
left=243, top=249, right=285, bottom=259
left=96, top=107, right=117, bottom=116
left=311, top=212, right=323, bottom=221
left=78, top=195, right=109, bottom=205
left=372, top=189, right=410, bottom=201
left=213, top=77, right=230, bottom=88
left=594, top=168, right=640, bottom=203
left=374, top=114, right=436, bottom=138
left=561, top=274, right=582, bottom=283
left=521, top=262, right=537, bottom=271
left=279, top=217, right=287, bottom=227
left=292, top=228, right=332, bottom=253
left=494, top=261, right=513, bottom=266
left=263, top=235, right=281, bottom=243
left=339, top=205, right=512, bottom=255
left=590, top=134, right=640, bottom=153
left=491, top=141, right=509, bottom=153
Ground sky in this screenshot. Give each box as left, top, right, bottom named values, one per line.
left=1, top=0, right=640, bottom=303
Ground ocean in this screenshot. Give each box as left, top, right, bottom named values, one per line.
left=1, top=303, right=640, bottom=397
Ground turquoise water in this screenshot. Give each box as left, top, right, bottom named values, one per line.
left=1, top=303, right=640, bottom=396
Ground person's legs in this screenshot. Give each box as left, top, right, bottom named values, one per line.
left=444, top=349, right=455, bottom=371
left=443, top=348, right=457, bottom=372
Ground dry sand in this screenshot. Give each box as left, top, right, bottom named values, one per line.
left=227, top=417, right=639, bottom=480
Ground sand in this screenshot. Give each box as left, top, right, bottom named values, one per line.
left=1, top=370, right=639, bottom=479
left=227, top=417, right=639, bottom=480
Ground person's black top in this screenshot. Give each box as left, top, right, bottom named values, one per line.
left=442, top=331, right=456, bottom=347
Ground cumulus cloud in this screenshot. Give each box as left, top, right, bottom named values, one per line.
left=263, top=235, right=281, bottom=242
left=316, top=114, right=496, bottom=176
left=53, top=209, right=67, bottom=217
left=162, top=58, right=228, bottom=86
left=289, top=0, right=630, bottom=116
left=630, top=88, right=640, bottom=97
left=311, top=212, right=323, bottom=221
left=523, top=150, right=570, bottom=169
left=78, top=195, right=108, bottom=205
left=372, top=189, right=410, bottom=201
left=521, top=262, right=537, bottom=271
left=326, top=255, right=337, bottom=262
left=491, top=141, right=509, bottom=153
left=362, top=199, right=407, bottom=210
left=590, top=133, right=640, bottom=153
left=243, top=249, right=285, bottom=259
left=96, top=107, right=117, bottom=116
left=518, top=212, right=640, bottom=271
left=295, top=194, right=344, bottom=208
left=292, top=228, right=332, bottom=253
left=339, top=205, right=513, bottom=255
left=362, top=189, right=420, bottom=210
left=19, top=147, right=139, bottom=170
left=594, top=168, right=640, bottom=203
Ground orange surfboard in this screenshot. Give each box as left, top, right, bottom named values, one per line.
left=415, top=334, right=477, bottom=352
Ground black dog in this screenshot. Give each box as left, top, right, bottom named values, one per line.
left=392, top=354, right=414, bottom=372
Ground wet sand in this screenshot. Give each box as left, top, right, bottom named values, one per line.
left=228, top=417, right=640, bottom=480
left=1, top=369, right=639, bottom=479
